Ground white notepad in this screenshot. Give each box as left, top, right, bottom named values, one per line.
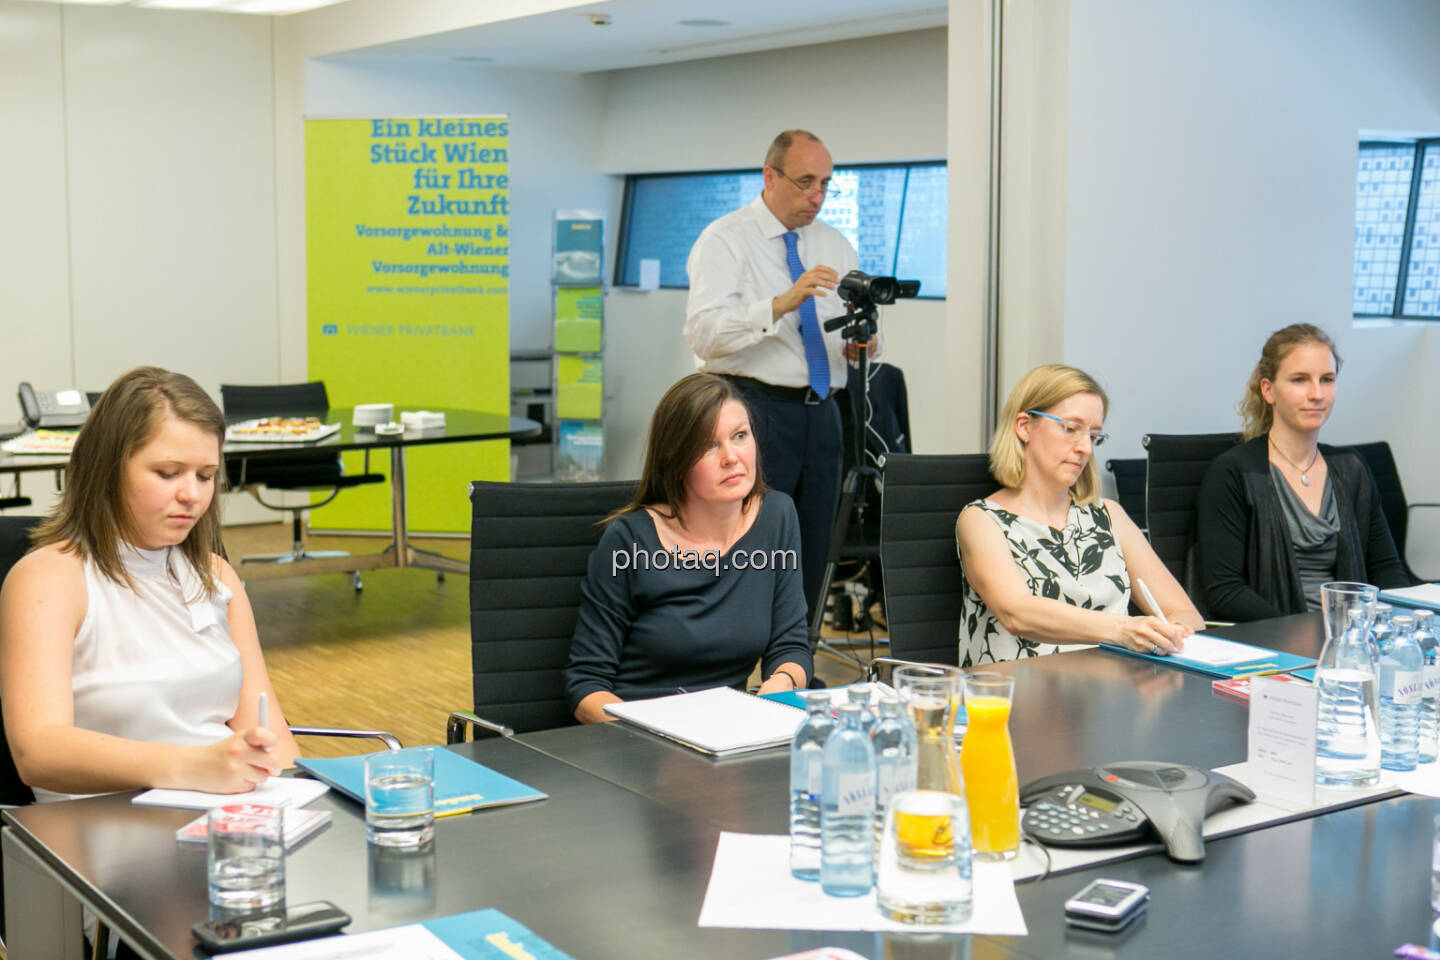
left=603, top=687, right=804, bottom=757
left=133, top=776, right=329, bottom=811
left=1380, top=583, right=1440, bottom=612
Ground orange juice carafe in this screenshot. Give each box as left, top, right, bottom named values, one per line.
left=960, top=672, right=1020, bottom=860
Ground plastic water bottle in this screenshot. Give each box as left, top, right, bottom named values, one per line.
left=1414, top=609, right=1439, bottom=763
left=847, top=684, right=877, bottom=735
left=1315, top=605, right=1382, bottom=787
left=871, top=696, right=917, bottom=857
left=1379, top=614, right=1424, bottom=771
left=789, top=690, right=835, bottom=880
left=821, top=703, right=875, bottom=896
left=1370, top=603, right=1395, bottom=658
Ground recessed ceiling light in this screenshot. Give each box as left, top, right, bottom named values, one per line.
left=678, top=19, right=729, bottom=27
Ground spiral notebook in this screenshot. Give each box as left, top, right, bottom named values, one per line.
left=603, top=687, right=805, bottom=757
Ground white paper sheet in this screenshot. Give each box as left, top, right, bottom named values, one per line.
left=1163, top=633, right=1281, bottom=666
left=1392, top=760, right=1440, bottom=796
left=1246, top=676, right=1318, bottom=808
left=638, top=258, right=661, bottom=290
left=698, top=832, right=1027, bottom=936
left=133, top=777, right=329, bottom=811
left=224, top=924, right=460, bottom=959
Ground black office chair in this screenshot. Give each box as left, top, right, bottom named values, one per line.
left=877, top=453, right=997, bottom=667
left=1347, top=440, right=1440, bottom=583
left=1106, top=457, right=1148, bottom=534
left=1142, top=432, right=1241, bottom=607
left=448, top=479, right=637, bottom=742
left=220, top=382, right=384, bottom=590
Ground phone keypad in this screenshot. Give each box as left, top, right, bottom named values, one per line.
left=1022, top=791, right=1143, bottom=845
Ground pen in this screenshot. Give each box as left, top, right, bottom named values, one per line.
left=1134, top=577, right=1165, bottom=622
left=258, top=691, right=269, bottom=730
left=1232, top=664, right=1310, bottom=680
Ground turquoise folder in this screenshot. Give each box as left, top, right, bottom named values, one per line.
left=296, top=749, right=546, bottom=818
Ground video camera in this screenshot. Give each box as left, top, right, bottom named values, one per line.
left=835, top=270, right=921, bottom=308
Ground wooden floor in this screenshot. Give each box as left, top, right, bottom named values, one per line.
left=223, top=523, right=880, bottom=757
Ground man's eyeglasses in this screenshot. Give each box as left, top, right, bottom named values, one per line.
left=772, top=167, right=832, bottom=198
left=1026, top=409, right=1109, bottom=447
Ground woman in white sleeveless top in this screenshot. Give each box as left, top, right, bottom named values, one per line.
left=0, top=367, right=299, bottom=801
left=955, top=364, right=1205, bottom=666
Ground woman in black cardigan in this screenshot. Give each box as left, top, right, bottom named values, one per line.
left=1195, top=324, right=1410, bottom=622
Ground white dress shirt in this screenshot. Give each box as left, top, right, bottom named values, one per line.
left=685, top=194, right=872, bottom=389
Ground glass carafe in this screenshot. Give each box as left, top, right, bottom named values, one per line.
left=876, top=664, right=973, bottom=924
left=960, top=672, right=1019, bottom=860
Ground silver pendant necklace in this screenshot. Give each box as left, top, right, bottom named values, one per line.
left=1269, top=437, right=1320, bottom=486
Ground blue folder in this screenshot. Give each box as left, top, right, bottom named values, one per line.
left=1099, top=638, right=1315, bottom=680
left=296, top=749, right=546, bottom=819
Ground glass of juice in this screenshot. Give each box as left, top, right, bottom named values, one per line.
left=960, top=672, right=1019, bottom=860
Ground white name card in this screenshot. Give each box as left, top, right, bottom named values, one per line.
left=1247, top=675, right=1318, bottom=809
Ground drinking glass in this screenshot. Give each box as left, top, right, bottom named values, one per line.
left=365, top=748, right=435, bottom=847
left=960, top=672, right=1019, bottom=860
left=207, top=804, right=285, bottom=909
left=876, top=664, right=973, bottom=925
left=1320, top=582, right=1379, bottom=643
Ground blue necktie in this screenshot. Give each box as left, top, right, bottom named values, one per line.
left=781, top=230, right=831, bottom=398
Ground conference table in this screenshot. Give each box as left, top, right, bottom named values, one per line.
left=5, top=614, right=1438, bottom=959
left=0, top=408, right=542, bottom=580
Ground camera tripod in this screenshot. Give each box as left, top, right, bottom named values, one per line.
left=807, top=299, right=885, bottom=662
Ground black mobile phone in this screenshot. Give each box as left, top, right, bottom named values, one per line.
left=192, top=901, right=351, bottom=953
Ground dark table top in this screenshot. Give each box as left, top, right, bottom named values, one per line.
left=7, top=738, right=978, bottom=960
left=0, top=408, right=541, bottom=473
left=9, top=612, right=1409, bottom=960
left=521, top=613, right=1331, bottom=838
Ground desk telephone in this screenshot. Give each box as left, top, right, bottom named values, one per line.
left=18, top=382, right=89, bottom=429
left=1019, top=761, right=1254, bottom=863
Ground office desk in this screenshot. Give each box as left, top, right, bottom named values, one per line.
left=0, top=410, right=542, bottom=580
left=225, top=408, right=539, bottom=581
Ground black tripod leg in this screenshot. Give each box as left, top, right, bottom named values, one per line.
left=809, top=468, right=863, bottom=648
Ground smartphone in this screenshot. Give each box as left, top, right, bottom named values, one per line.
left=192, top=901, right=351, bottom=953
left=1063, top=878, right=1149, bottom=932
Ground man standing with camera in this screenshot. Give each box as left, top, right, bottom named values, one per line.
left=685, top=129, right=871, bottom=621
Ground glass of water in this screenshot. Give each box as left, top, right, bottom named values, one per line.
left=207, top=804, right=285, bottom=909
left=365, top=748, right=435, bottom=847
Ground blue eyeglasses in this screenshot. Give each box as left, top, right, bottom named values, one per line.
left=1026, top=410, right=1109, bottom=447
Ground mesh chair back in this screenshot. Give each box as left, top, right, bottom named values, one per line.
left=220, top=382, right=330, bottom=419
left=1347, top=441, right=1409, bottom=557
left=879, top=454, right=997, bottom=666
left=1105, top=458, right=1148, bottom=529
left=0, top=516, right=42, bottom=805
left=468, top=480, right=637, bottom=733
left=1142, top=432, right=1241, bottom=593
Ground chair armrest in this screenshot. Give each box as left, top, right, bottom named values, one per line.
left=446, top=710, right=514, bottom=744
left=1408, top=503, right=1440, bottom=512
left=866, top=656, right=930, bottom=684
left=289, top=726, right=402, bottom=751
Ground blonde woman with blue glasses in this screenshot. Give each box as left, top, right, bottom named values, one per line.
left=955, top=364, right=1204, bottom=666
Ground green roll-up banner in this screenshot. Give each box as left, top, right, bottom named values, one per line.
left=305, top=116, right=510, bottom=532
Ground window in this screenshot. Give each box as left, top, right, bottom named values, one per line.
left=614, top=162, right=948, bottom=298
left=1353, top=139, right=1440, bottom=319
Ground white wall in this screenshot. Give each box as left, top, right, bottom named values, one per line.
left=1061, top=0, right=1440, bottom=569
left=0, top=2, right=281, bottom=521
